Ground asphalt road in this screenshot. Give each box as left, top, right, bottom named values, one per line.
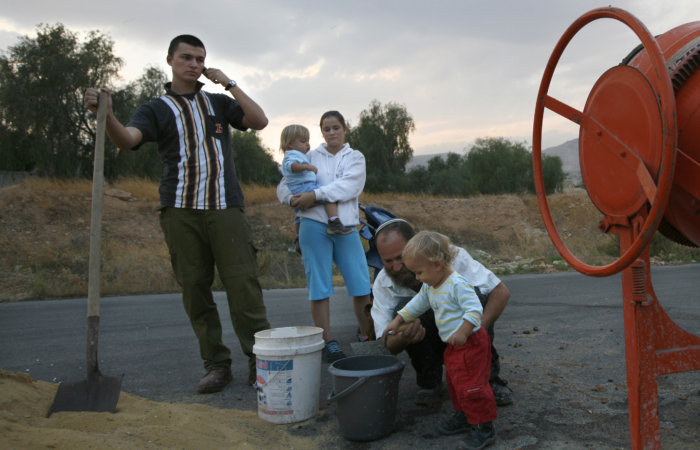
left=1, top=265, right=699, bottom=449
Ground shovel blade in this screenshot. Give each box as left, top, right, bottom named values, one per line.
left=47, top=371, right=123, bottom=417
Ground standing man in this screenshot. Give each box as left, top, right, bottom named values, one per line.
left=371, top=220, right=513, bottom=416
left=84, top=35, right=270, bottom=393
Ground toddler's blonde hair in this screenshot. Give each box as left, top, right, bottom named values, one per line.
left=403, top=231, right=457, bottom=268
left=279, top=124, right=310, bottom=154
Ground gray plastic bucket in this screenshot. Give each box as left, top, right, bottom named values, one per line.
left=327, top=355, right=406, bottom=442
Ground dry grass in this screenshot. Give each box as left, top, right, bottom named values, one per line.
left=22, top=177, right=94, bottom=194
left=1, top=178, right=698, bottom=301
left=24, top=177, right=161, bottom=201
left=360, top=191, right=452, bottom=202
left=236, top=185, right=451, bottom=205
left=240, top=183, right=280, bottom=204
left=108, top=178, right=160, bottom=200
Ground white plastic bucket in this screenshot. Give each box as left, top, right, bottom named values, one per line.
left=252, top=326, right=325, bottom=424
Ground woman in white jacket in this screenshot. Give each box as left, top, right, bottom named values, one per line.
left=276, top=111, right=371, bottom=363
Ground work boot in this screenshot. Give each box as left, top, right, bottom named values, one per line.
left=415, top=381, right=442, bottom=406
left=490, top=376, right=514, bottom=406
left=197, top=366, right=232, bottom=394
left=436, top=410, right=470, bottom=435
left=458, top=422, right=497, bottom=450
left=322, top=340, right=347, bottom=363
left=247, top=371, right=257, bottom=387
left=326, top=218, right=353, bottom=235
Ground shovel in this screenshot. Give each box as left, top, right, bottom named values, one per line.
left=47, top=91, right=123, bottom=417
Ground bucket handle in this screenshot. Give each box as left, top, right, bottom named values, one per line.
left=327, top=376, right=367, bottom=402
left=254, top=351, right=297, bottom=391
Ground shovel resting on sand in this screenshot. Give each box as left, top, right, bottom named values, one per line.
left=47, top=92, right=123, bottom=417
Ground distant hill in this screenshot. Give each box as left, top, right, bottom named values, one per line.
left=405, top=152, right=449, bottom=170
left=407, top=139, right=581, bottom=182
left=541, top=138, right=581, bottom=183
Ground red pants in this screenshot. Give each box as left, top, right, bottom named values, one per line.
left=444, top=327, right=497, bottom=424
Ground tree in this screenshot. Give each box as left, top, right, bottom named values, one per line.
left=541, top=152, right=567, bottom=195
left=402, top=138, right=565, bottom=197
left=0, top=23, right=123, bottom=176
left=464, top=137, right=565, bottom=195
left=346, top=100, right=415, bottom=192
left=230, top=130, right=282, bottom=185
left=426, top=153, right=476, bottom=197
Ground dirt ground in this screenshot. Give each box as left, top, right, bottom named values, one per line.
left=8, top=179, right=695, bottom=301
left=2, top=181, right=698, bottom=449
left=0, top=370, right=323, bottom=450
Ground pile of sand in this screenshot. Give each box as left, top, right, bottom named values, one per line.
left=0, top=370, right=317, bottom=450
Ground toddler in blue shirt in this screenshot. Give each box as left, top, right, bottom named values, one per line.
left=280, top=125, right=352, bottom=247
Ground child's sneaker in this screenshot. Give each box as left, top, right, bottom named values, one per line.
left=436, top=411, right=470, bottom=435
left=458, top=422, right=497, bottom=450
left=326, top=218, right=353, bottom=235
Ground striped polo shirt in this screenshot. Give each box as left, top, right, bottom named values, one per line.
left=128, top=82, right=247, bottom=210
left=398, top=271, right=483, bottom=342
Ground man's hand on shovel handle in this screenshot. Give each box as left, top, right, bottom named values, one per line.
left=84, top=87, right=113, bottom=116
left=83, top=87, right=141, bottom=151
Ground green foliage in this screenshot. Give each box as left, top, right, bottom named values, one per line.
left=465, top=137, right=534, bottom=195
left=341, top=102, right=564, bottom=197
left=0, top=23, right=123, bottom=176
left=401, top=137, right=565, bottom=197
left=541, top=150, right=568, bottom=195
left=465, top=137, right=565, bottom=195
left=0, top=23, right=277, bottom=185
left=346, top=100, right=415, bottom=193
left=230, top=130, right=282, bottom=185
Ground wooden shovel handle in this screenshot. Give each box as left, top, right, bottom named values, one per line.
left=87, top=92, right=108, bottom=318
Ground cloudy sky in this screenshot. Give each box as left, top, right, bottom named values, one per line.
left=1, top=1, right=697, bottom=161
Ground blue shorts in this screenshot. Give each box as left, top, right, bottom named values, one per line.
left=299, top=219, right=371, bottom=301
left=289, top=181, right=324, bottom=225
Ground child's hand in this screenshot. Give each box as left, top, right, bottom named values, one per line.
left=384, top=316, right=405, bottom=336
left=447, top=330, right=468, bottom=346
left=309, top=165, right=318, bottom=174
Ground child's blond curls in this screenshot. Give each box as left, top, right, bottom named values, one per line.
left=403, top=231, right=457, bottom=268
left=279, top=125, right=310, bottom=154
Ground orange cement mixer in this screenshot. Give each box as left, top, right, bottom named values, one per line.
left=532, top=7, right=700, bottom=450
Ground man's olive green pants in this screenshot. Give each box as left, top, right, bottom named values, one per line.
left=158, top=206, right=270, bottom=375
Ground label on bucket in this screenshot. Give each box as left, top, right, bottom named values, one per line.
left=256, top=358, right=294, bottom=415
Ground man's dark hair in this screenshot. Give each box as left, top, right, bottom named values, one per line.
left=168, top=35, right=206, bottom=57
left=376, top=220, right=416, bottom=244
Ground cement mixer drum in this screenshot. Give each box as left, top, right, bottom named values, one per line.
left=624, top=23, right=700, bottom=247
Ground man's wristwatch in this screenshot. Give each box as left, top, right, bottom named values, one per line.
left=224, top=79, right=237, bottom=91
